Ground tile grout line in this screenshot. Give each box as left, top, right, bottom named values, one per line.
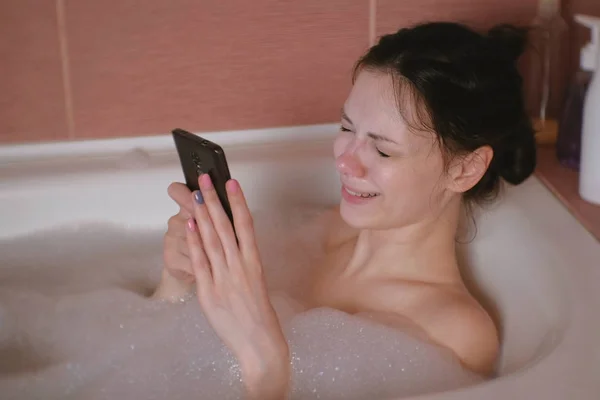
left=368, top=0, right=377, bottom=46
left=56, top=0, right=75, bottom=139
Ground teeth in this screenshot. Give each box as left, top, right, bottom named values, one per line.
left=346, top=188, right=379, bottom=198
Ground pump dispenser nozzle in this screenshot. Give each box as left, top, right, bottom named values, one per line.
left=574, top=14, right=600, bottom=71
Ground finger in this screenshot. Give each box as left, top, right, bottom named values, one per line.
left=167, top=214, right=208, bottom=251
left=225, top=179, right=260, bottom=263
left=165, top=234, right=193, bottom=261
left=198, top=174, right=239, bottom=264
left=175, top=237, right=190, bottom=257
left=163, top=248, right=194, bottom=283
left=165, top=232, right=191, bottom=259
left=164, top=233, right=194, bottom=273
left=167, top=266, right=195, bottom=283
left=185, top=218, right=214, bottom=301
left=168, top=182, right=194, bottom=217
left=167, top=214, right=189, bottom=240
left=191, top=188, right=228, bottom=281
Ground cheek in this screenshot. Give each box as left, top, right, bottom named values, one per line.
left=373, top=165, right=402, bottom=193
left=375, top=157, right=442, bottom=198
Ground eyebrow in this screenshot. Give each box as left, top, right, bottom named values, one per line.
left=341, top=109, right=398, bottom=144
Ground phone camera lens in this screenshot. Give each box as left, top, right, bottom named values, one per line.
left=191, top=152, right=203, bottom=174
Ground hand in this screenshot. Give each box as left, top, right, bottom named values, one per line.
left=186, top=174, right=290, bottom=400
left=152, top=182, right=197, bottom=301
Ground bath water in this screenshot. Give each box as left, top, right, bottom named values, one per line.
left=0, top=205, right=483, bottom=399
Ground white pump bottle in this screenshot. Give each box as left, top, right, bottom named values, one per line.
left=578, top=14, right=600, bottom=205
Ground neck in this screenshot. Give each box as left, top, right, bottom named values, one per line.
left=346, top=196, right=465, bottom=284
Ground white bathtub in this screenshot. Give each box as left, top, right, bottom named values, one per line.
left=1, top=125, right=599, bottom=399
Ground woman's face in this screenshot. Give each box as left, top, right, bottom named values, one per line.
left=334, top=70, right=454, bottom=230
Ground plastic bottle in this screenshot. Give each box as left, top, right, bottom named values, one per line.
left=556, top=17, right=594, bottom=170
left=578, top=15, right=600, bottom=205
left=526, top=0, right=569, bottom=127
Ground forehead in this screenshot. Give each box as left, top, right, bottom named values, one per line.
left=344, top=71, right=436, bottom=147
left=344, top=71, right=401, bottom=123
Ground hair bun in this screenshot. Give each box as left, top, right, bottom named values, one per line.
left=487, top=24, right=529, bottom=63
left=495, top=119, right=537, bottom=185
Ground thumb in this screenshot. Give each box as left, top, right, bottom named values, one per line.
left=168, top=182, right=194, bottom=217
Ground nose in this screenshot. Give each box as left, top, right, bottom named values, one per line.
left=336, top=149, right=366, bottom=178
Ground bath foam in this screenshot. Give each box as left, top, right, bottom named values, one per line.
left=0, top=205, right=484, bottom=399
left=286, top=308, right=484, bottom=400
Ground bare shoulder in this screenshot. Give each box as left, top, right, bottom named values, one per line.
left=363, top=283, right=499, bottom=375
left=419, top=290, right=499, bottom=375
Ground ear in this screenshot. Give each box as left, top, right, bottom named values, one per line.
left=446, top=146, right=494, bottom=194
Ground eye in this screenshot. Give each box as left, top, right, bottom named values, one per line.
left=376, top=149, right=390, bottom=158
left=340, top=126, right=352, bottom=133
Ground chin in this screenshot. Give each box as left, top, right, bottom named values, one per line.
left=339, top=200, right=381, bottom=229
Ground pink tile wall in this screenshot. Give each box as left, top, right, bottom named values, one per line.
left=0, top=0, right=68, bottom=143
left=65, top=0, right=368, bottom=139
left=376, top=0, right=537, bottom=36
left=1, top=0, right=546, bottom=144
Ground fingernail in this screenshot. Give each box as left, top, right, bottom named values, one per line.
left=194, top=191, right=204, bottom=204
left=187, top=218, right=197, bottom=231
left=200, top=174, right=213, bottom=189
left=226, top=179, right=239, bottom=194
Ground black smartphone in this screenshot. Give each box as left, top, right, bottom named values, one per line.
left=171, top=128, right=234, bottom=224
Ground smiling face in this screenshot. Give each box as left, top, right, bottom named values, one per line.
left=334, top=70, right=455, bottom=230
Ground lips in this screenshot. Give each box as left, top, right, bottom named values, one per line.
left=342, top=184, right=380, bottom=198
left=344, top=188, right=379, bottom=198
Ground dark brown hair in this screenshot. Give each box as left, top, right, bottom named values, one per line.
left=354, top=22, right=536, bottom=205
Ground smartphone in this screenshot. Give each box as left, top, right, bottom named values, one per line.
left=171, top=128, right=234, bottom=224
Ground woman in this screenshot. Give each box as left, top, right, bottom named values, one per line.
left=153, top=21, right=536, bottom=399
